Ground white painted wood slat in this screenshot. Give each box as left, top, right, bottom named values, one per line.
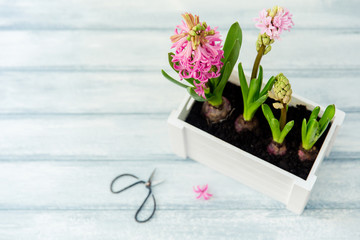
left=0, top=113, right=357, bottom=160
left=0, top=0, right=359, bottom=238
left=0, top=158, right=358, bottom=210
left=0, top=72, right=358, bottom=114
left=0, top=0, right=359, bottom=30
left=0, top=209, right=359, bottom=240
left=0, top=30, right=358, bottom=72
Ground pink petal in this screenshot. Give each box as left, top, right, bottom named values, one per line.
left=193, top=186, right=201, bottom=193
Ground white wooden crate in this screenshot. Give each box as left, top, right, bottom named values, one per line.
left=168, top=72, right=345, bottom=214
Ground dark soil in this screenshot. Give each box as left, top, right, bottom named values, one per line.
left=185, top=82, right=330, bottom=180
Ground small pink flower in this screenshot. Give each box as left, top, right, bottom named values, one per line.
left=170, top=13, right=224, bottom=99
left=255, top=7, right=294, bottom=40
left=193, top=184, right=213, bottom=200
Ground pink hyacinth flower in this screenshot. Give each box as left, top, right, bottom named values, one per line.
left=170, top=13, right=224, bottom=99
left=193, top=184, right=213, bottom=200
left=254, top=7, right=294, bottom=40
left=255, top=9, right=275, bottom=38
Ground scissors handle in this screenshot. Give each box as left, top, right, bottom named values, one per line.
left=135, top=187, right=156, bottom=223
left=110, top=173, right=157, bottom=223
left=110, top=173, right=145, bottom=194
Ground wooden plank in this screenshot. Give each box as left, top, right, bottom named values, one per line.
left=0, top=114, right=170, bottom=160
left=0, top=158, right=358, bottom=210
left=0, top=30, right=358, bottom=72
left=0, top=72, right=358, bottom=114
left=0, top=209, right=359, bottom=239
left=0, top=112, right=357, bottom=160
left=0, top=0, right=359, bottom=30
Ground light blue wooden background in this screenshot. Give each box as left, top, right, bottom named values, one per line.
left=0, top=0, right=359, bottom=239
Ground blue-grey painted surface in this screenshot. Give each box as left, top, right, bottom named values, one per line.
left=0, top=0, right=359, bottom=239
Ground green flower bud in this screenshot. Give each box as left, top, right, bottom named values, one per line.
left=283, top=96, right=290, bottom=104
left=189, top=30, right=196, bottom=36
left=262, top=36, right=270, bottom=45
left=269, top=6, right=279, bottom=18
left=273, top=102, right=284, bottom=109
left=268, top=91, right=278, bottom=100
left=270, top=73, right=292, bottom=105
left=264, top=45, right=272, bottom=55
left=202, top=22, right=207, bottom=28
left=187, top=35, right=191, bottom=41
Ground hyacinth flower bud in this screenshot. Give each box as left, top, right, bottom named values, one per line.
left=264, top=45, right=272, bottom=55
left=268, top=73, right=292, bottom=109
left=262, top=35, right=270, bottom=45
left=256, top=33, right=273, bottom=53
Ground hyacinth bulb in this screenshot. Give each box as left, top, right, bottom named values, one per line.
left=234, top=115, right=259, bottom=133
left=202, top=97, right=231, bottom=124
left=298, top=145, right=319, bottom=162
left=267, top=141, right=287, bottom=156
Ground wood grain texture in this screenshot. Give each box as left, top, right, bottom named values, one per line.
left=0, top=0, right=359, bottom=239
left=0, top=158, right=358, bottom=210
left=0, top=112, right=357, bottom=160
left=0, top=209, right=359, bottom=240
left=0, top=30, right=358, bottom=71
left=0, top=72, right=359, bottom=114
left=0, top=0, right=359, bottom=30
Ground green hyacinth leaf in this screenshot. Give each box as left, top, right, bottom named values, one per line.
left=261, top=104, right=274, bottom=124
left=319, top=104, right=335, bottom=131
left=238, top=63, right=248, bottom=104
left=260, top=76, right=276, bottom=97
left=279, top=120, right=294, bottom=144
left=223, top=22, right=242, bottom=62
left=246, top=94, right=267, bottom=120
left=270, top=118, right=281, bottom=143
left=187, top=87, right=206, bottom=102
left=161, top=70, right=189, bottom=88
left=305, top=119, right=319, bottom=149
left=214, top=62, right=231, bottom=97
left=218, top=39, right=240, bottom=81
left=168, top=52, right=175, bottom=70
left=247, top=76, right=261, bottom=105
left=309, top=106, right=320, bottom=123
left=301, top=118, right=307, bottom=147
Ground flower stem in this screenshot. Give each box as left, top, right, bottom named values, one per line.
left=207, top=96, right=223, bottom=107
left=251, top=45, right=265, bottom=80
left=280, top=106, right=287, bottom=130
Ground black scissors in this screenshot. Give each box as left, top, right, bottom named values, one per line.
left=110, top=169, right=163, bottom=223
